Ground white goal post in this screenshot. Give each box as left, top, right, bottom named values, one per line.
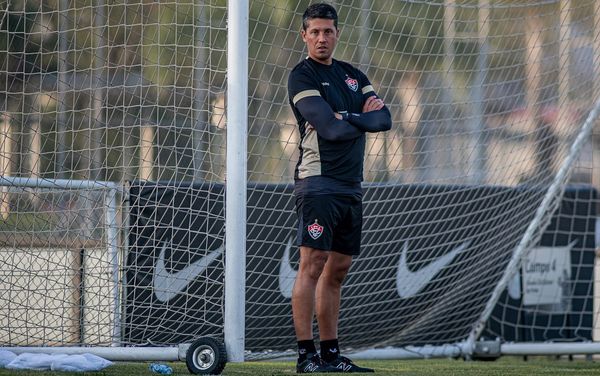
left=224, top=0, right=248, bottom=363
left=2, top=0, right=600, bottom=370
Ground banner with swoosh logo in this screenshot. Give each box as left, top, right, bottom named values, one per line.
left=125, top=182, right=596, bottom=350
left=125, top=182, right=226, bottom=345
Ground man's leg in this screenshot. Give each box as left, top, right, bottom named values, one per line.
left=316, top=250, right=374, bottom=372
left=315, top=251, right=352, bottom=341
left=294, top=247, right=343, bottom=373
left=292, top=193, right=343, bottom=372
left=292, top=246, right=329, bottom=342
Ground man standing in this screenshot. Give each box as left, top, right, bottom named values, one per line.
left=287, top=3, right=392, bottom=373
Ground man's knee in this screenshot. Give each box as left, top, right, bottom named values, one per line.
left=323, top=254, right=352, bottom=286
left=324, top=266, right=349, bottom=286
left=299, top=247, right=329, bottom=281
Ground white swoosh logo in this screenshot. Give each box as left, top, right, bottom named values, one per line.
left=396, top=241, right=470, bottom=299
left=153, top=242, right=224, bottom=302
left=279, top=237, right=296, bottom=299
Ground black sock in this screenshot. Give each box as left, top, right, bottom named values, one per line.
left=297, top=340, right=317, bottom=362
left=320, top=338, right=340, bottom=362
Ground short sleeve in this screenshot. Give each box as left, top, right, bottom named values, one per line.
left=357, top=69, right=376, bottom=97
left=288, top=66, right=322, bottom=106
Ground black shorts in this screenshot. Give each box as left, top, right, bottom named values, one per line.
left=295, top=194, right=362, bottom=256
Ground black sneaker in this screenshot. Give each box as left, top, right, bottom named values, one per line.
left=327, top=356, right=374, bottom=373
left=297, top=353, right=342, bottom=373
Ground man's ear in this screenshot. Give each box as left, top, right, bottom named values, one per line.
left=301, top=29, right=307, bottom=42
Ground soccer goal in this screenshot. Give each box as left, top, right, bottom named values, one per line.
left=2, top=0, right=600, bottom=374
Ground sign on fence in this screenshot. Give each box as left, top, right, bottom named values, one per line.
left=124, top=183, right=596, bottom=349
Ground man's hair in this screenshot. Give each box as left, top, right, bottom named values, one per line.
left=302, top=3, right=338, bottom=30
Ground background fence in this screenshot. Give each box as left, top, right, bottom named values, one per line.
left=2, top=0, right=600, bottom=363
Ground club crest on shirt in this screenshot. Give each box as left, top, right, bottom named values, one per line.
left=345, top=76, right=358, bottom=92
left=307, top=219, right=324, bottom=240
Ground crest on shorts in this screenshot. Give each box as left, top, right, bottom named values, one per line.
left=307, top=219, right=324, bottom=240
left=345, top=76, right=358, bottom=92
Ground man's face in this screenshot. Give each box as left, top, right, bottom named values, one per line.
left=301, top=18, right=339, bottom=65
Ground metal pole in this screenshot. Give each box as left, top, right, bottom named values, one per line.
left=105, top=187, right=121, bottom=346
left=0, top=113, right=11, bottom=219
left=139, top=124, right=154, bottom=180
left=439, top=0, right=456, bottom=184
left=593, top=0, right=600, bottom=342
left=501, top=342, right=600, bottom=355
left=224, top=0, right=248, bottom=363
left=558, top=0, right=570, bottom=138
left=92, top=0, right=106, bottom=181
left=2, top=346, right=180, bottom=361
left=57, top=0, right=69, bottom=179
left=471, top=0, right=489, bottom=184
left=359, top=0, right=387, bottom=182
left=193, top=0, right=209, bottom=182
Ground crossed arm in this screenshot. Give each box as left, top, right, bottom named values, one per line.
left=295, top=95, right=392, bottom=142
left=338, top=96, right=392, bottom=133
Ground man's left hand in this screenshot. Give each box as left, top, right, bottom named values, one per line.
left=362, top=95, right=385, bottom=113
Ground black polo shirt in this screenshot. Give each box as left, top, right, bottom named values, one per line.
left=288, top=57, right=377, bottom=196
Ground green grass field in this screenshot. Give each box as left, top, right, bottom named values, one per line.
left=1, top=357, right=599, bottom=376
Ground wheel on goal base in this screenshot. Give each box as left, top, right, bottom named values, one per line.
left=186, top=337, right=227, bottom=375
